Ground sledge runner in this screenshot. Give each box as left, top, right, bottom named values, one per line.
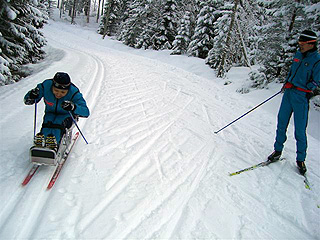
left=24, top=72, right=89, bottom=165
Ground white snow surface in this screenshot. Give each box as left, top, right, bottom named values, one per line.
left=0, top=16, right=319, bottom=240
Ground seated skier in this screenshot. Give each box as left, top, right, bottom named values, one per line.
left=24, top=72, right=90, bottom=151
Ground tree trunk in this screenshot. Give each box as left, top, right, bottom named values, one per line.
left=217, top=0, right=239, bottom=77
left=235, top=17, right=251, bottom=67
left=102, top=0, right=113, bottom=39
left=87, top=0, right=91, bottom=23
left=71, top=0, right=77, bottom=24
left=288, top=0, right=300, bottom=33
left=59, top=0, right=64, bottom=18
left=96, top=0, right=101, bottom=23
left=101, top=0, right=105, bottom=16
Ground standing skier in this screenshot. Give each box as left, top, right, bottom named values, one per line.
left=24, top=72, right=90, bottom=150
left=268, top=30, right=320, bottom=175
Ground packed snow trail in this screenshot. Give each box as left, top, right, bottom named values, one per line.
left=0, top=19, right=319, bottom=239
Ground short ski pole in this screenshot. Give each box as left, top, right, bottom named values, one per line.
left=214, top=90, right=282, bottom=134
left=34, top=103, right=37, bottom=138
left=69, top=111, right=89, bottom=144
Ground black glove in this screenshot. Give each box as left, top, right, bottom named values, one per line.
left=29, top=87, right=40, bottom=99
left=306, top=91, right=315, bottom=100
left=281, top=82, right=291, bottom=93
left=62, top=117, right=73, bottom=129
left=61, top=100, right=76, bottom=111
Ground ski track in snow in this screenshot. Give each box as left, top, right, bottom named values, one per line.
left=0, top=27, right=106, bottom=239
left=0, top=20, right=319, bottom=239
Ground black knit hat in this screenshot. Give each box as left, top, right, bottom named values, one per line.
left=53, top=72, right=71, bottom=89
left=299, top=30, right=317, bottom=43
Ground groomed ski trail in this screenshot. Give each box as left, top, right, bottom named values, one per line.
left=0, top=19, right=319, bottom=239
left=0, top=27, right=105, bottom=239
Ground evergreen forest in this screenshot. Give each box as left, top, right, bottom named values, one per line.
left=0, top=0, right=319, bottom=90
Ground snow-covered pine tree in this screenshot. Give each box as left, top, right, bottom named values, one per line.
left=206, top=0, right=263, bottom=78
left=171, top=10, right=194, bottom=55
left=99, top=0, right=130, bottom=37
left=256, top=0, right=308, bottom=83
left=216, top=0, right=240, bottom=77
left=305, top=1, right=320, bottom=33
left=98, top=0, right=113, bottom=36
left=117, top=0, right=150, bottom=47
left=134, top=1, right=158, bottom=49
left=205, top=1, right=234, bottom=73
left=187, top=0, right=219, bottom=59
left=0, top=0, right=48, bottom=85
left=43, top=0, right=56, bottom=18
left=150, top=0, right=178, bottom=50
left=239, top=0, right=267, bottom=67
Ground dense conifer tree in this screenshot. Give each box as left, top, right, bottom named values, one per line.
left=150, top=0, right=178, bottom=50
left=0, top=0, right=48, bottom=85
left=171, top=10, right=194, bottom=55
left=187, top=1, right=218, bottom=59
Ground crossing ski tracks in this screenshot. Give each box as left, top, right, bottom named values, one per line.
left=0, top=17, right=319, bottom=240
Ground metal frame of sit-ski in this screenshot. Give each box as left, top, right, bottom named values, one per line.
left=30, top=127, right=73, bottom=166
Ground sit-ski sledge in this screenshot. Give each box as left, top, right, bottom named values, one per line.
left=22, top=126, right=80, bottom=189
left=30, top=127, right=73, bottom=166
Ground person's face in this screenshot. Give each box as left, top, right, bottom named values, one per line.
left=52, top=86, right=68, bottom=99
left=298, top=41, right=315, bottom=53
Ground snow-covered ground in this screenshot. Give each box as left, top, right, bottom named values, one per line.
left=0, top=13, right=319, bottom=240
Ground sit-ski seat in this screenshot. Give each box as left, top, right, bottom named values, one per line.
left=30, top=128, right=73, bottom=166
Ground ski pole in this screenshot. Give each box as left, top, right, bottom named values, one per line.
left=69, top=111, right=89, bottom=144
left=214, top=90, right=282, bottom=134
left=34, top=103, right=37, bottom=138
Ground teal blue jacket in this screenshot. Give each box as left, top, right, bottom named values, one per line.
left=286, top=49, right=320, bottom=91
left=24, top=79, right=89, bottom=142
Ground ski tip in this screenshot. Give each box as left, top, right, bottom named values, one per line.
left=229, top=172, right=239, bottom=176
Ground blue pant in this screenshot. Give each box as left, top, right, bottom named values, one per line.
left=40, top=118, right=72, bottom=145
left=41, top=125, right=65, bottom=144
left=274, top=89, right=309, bottom=162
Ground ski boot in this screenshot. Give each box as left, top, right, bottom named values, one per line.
left=45, top=134, right=58, bottom=152
left=34, top=133, right=45, bottom=147
left=268, top=151, right=282, bottom=162
left=297, top=161, right=307, bottom=175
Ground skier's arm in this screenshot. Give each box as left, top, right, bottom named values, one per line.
left=24, top=83, right=44, bottom=105
left=70, top=92, right=90, bottom=118
left=307, top=61, right=320, bottom=90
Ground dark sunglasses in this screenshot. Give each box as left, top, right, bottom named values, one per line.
left=298, top=40, right=316, bottom=44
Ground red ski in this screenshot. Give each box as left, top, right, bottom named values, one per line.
left=47, top=132, right=79, bottom=189
left=22, top=165, right=40, bottom=186
left=21, top=132, right=79, bottom=189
